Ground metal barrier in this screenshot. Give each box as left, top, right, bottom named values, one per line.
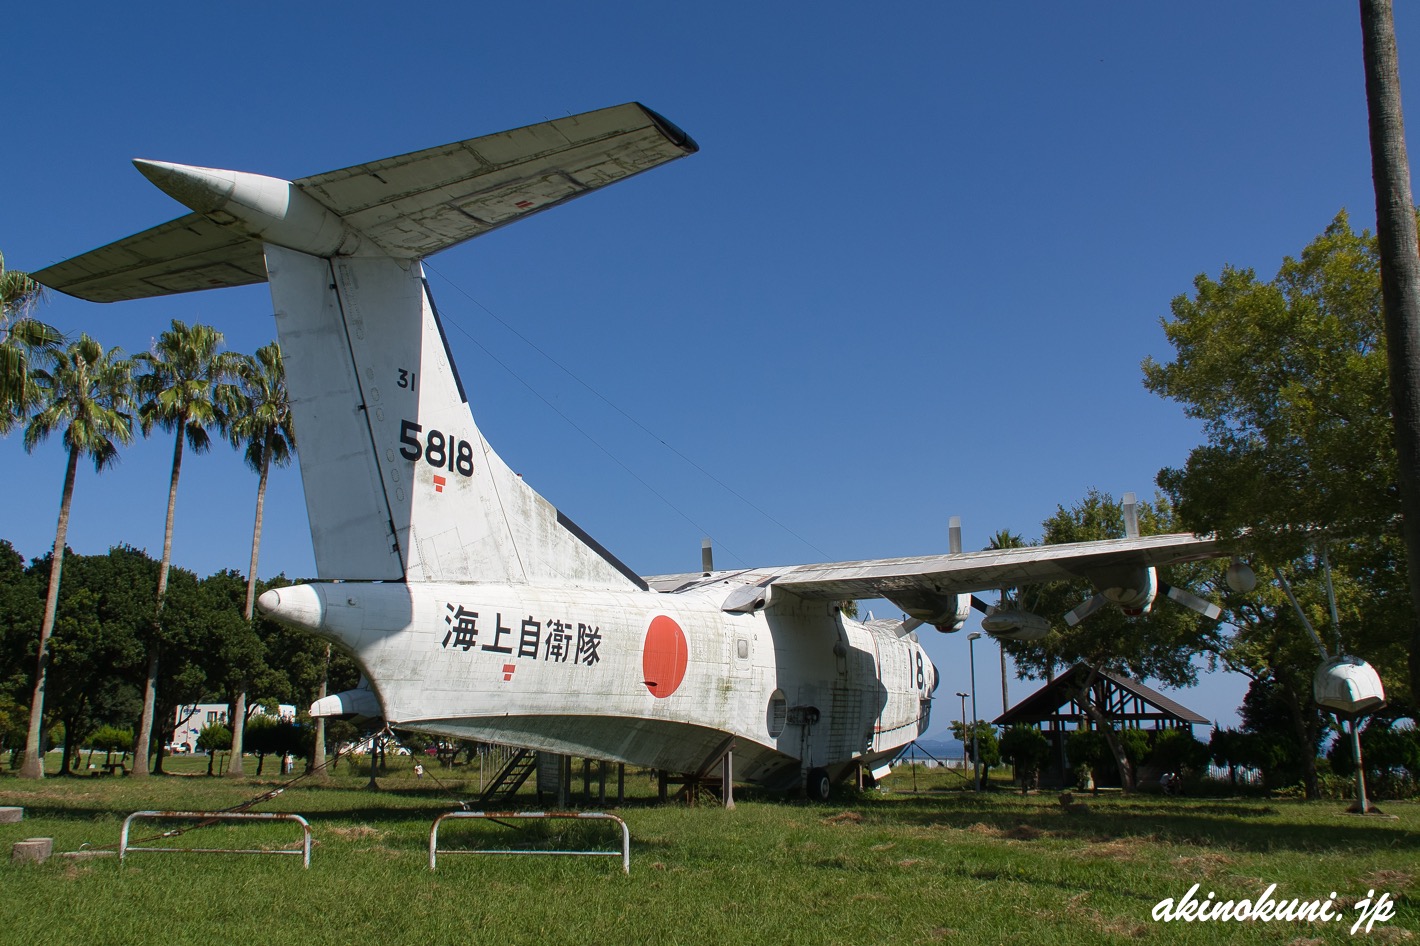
left=119, top=811, right=313, bottom=868
left=429, top=811, right=630, bottom=874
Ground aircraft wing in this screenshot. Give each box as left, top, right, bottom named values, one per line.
left=34, top=102, right=697, bottom=303
left=764, top=533, right=1226, bottom=601
left=645, top=532, right=1228, bottom=619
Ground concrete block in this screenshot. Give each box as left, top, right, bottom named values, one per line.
left=12, top=838, right=53, bottom=864
left=0, top=807, right=22, bottom=824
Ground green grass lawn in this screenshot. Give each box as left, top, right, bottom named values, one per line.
left=0, top=757, right=1414, bottom=946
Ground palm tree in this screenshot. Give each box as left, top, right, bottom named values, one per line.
left=17, top=336, right=133, bottom=778
left=131, top=320, right=241, bottom=777
left=1, top=251, right=63, bottom=434
left=225, top=342, right=296, bottom=777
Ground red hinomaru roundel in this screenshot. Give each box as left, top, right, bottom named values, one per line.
left=642, top=614, right=688, bottom=698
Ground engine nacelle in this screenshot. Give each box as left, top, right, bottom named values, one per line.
left=891, top=591, right=972, bottom=633
left=980, top=609, right=1052, bottom=641
left=1102, top=566, right=1157, bottom=616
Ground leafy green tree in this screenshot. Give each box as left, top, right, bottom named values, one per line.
left=1119, top=727, right=1151, bottom=778
left=0, top=693, right=27, bottom=767
left=949, top=719, right=1000, bottom=769
left=1141, top=214, right=1419, bottom=797
left=87, top=724, right=134, bottom=769
left=197, top=568, right=275, bottom=777
left=1238, top=678, right=1326, bottom=794
left=0, top=251, right=62, bottom=433
left=1143, top=213, right=1413, bottom=701
left=0, top=540, right=42, bottom=755
left=31, top=548, right=148, bottom=775
left=131, top=320, right=241, bottom=777
left=225, top=342, right=294, bottom=776
left=1149, top=729, right=1209, bottom=776
left=17, top=337, right=133, bottom=778
left=244, top=716, right=307, bottom=776
left=1327, top=716, right=1420, bottom=797
left=1065, top=730, right=1108, bottom=792
left=1209, top=726, right=1247, bottom=787
left=998, top=724, right=1049, bottom=792
left=196, top=721, right=232, bottom=776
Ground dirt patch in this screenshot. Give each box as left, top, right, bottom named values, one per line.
left=1002, top=824, right=1046, bottom=841
left=327, top=824, right=382, bottom=841
left=1362, top=869, right=1414, bottom=891
left=1172, top=852, right=1234, bottom=873
left=1076, top=840, right=1141, bottom=861
left=821, top=811, right=863, bottom=825
left=1063, top=893, right=1148, bottom=938
left=964, top=822, right=1002, bottom=837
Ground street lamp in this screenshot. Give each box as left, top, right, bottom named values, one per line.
left=968, top=632, right=981, bottom=791
left=955, top=692, right=969, bottom=770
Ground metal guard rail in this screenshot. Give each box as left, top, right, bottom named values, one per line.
left=429, top=810, right=630, bottom=874
left=119, top=810, right=313, bottom=868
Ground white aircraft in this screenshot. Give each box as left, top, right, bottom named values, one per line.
left=33, top=103, right=1231, bottom=799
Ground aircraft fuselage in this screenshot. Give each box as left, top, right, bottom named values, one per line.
left=261, top=578, right=936, bottom=788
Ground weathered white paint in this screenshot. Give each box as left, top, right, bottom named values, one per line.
left=261, top=579, right=932, bottom=787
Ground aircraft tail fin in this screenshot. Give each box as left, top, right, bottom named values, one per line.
left=267, top=245, right=647, bottom=589
left=31, top=102, right=695, bottom=589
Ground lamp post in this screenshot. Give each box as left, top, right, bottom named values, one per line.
left=955, top=692, right=969, bottom=771
left=968, top=632, right=981, bottom=791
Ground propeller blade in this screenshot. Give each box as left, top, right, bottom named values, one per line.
left=1162, top=583, right=1222, bottom=620
left=1122, top=491, right=1140, bottom=539
left=970, top=594, right=994, bottom=614
left=1063, top=594, right=1109, bottom=627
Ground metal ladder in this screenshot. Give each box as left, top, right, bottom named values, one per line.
left=478, top=748, right=538, bottom=805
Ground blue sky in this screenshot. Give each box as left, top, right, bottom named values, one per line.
left=5, top=2, right=1413, bottom=734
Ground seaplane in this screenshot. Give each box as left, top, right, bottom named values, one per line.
left=32, top=103, right=1236, bottom=800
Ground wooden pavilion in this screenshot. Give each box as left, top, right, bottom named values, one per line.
left=992, top=663, right=1210, bottom=788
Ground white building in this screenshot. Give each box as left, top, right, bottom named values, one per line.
left=170, top=703, right=296, bottom=752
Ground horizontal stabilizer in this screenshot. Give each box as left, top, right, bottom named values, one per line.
left=34, top=102, right=697, bottom=303
left=32, top=213, right=268, bottom=302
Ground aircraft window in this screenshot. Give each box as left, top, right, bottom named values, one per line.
left=767, top=690, right=788, bottom=737
left=736, top=638, right=749, bottom=659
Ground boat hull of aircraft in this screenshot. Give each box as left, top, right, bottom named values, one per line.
left=260, top=578, right=934, bottom=789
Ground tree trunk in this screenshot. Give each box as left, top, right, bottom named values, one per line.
left=1360, top=0, right=1420, bottom=701
left=1281, top=682, right=1322, bottom=800
left=132, top=647, right=160, bottom=779
left=134, top=420, right=187, bottom=778
left=19, top=444, right=80, bottom=779
left=1073, top=667, right=1136, bottom=793
left=311, top=646, right=330, bottom=779
left=1000, top=646, right=1010, bottom=714
left=152, top=697, right=176, bottom=775
left=231, top=445, right=270, bottom=778
left=228, top=690, right=247, bottom=777
left=59, top=713, right=77, bottom=777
